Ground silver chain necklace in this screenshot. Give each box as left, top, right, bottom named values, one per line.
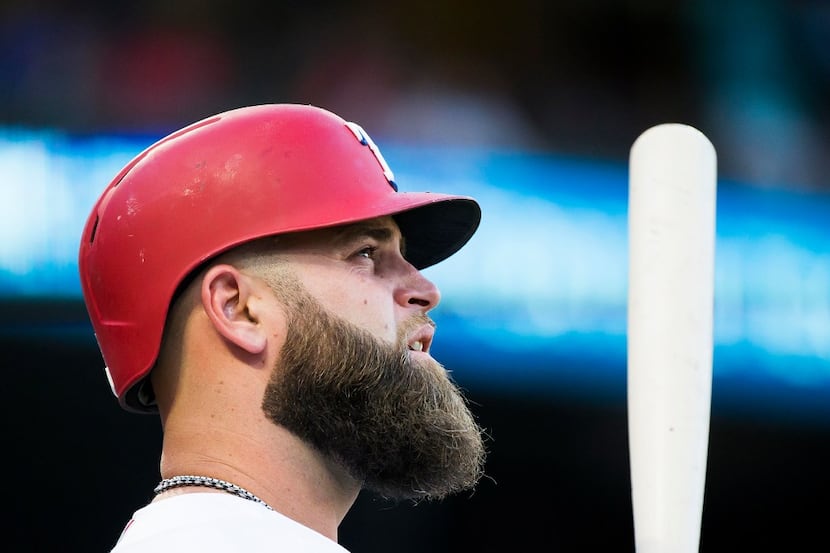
left=154, top=475, right=274, bottom=511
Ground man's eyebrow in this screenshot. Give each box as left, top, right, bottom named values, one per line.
left=333, top=223, right=407, bottom=255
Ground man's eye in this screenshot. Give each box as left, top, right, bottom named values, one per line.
left=356, top=245, right=378, bottom=259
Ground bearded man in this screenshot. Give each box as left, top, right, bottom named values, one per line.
left=79, top=104, right=486, bottom=552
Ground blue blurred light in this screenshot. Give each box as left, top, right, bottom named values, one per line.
left=3, top=130, right=829, bottom=418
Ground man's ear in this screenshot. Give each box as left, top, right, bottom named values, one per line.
left=201, top=264, right=267, bottom=355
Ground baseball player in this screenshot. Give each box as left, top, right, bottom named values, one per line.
left=79, top=104, right=486, bottom=552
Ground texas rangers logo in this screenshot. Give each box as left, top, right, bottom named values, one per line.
left=345, top=121, right=398, bottom=191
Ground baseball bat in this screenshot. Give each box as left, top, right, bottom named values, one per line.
left=627, top=123, right=717, bottom=553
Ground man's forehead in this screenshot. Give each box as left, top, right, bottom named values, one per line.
left=331, top=216, right=401, bottom=241
left=273, top=216, right=404, bottom=250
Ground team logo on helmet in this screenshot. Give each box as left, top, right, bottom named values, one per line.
left=345, top=121, right=397, bottom=191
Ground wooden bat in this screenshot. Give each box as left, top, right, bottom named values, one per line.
left=627, top=123, right=717, bottom=553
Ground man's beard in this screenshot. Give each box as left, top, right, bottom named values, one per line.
left=261, top=281, right=486, bottom=502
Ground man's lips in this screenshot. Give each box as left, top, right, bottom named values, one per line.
left=407, top=324, right=434, bottom=354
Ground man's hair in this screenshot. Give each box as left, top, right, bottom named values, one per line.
left=149, top=235, right=293, bottom=405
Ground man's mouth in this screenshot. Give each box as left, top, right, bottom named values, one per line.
left=403, top=318, right=435, bottom=354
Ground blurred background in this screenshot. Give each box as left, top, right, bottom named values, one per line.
left=2, top=0, right=828, bottom=551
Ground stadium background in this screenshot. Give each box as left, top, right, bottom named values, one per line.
left=2, top=1, right=829, bottom=551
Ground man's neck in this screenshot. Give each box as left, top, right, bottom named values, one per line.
left=156, top=415, right=360, bottom=541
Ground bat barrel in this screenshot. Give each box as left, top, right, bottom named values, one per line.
left=627, top=123, right=717, bottom=553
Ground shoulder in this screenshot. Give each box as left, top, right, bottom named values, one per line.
left=109, top=494, right=349, bottom=553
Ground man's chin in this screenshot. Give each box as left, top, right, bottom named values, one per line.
left=407, top=350, right=448, bottom=376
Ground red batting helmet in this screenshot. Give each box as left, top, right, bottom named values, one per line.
left=79, top=104, right=480, bottom=413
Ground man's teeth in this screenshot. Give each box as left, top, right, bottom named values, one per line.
left=409, top=341, right=424, bottom=352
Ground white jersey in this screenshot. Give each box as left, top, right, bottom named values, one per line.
left=110, top=493, right=350, bottom=553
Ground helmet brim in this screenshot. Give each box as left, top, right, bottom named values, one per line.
left=390, top=196, right=481, bottom=270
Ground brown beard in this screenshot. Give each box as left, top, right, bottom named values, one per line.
left=260, top=281, right=486, bottom=501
